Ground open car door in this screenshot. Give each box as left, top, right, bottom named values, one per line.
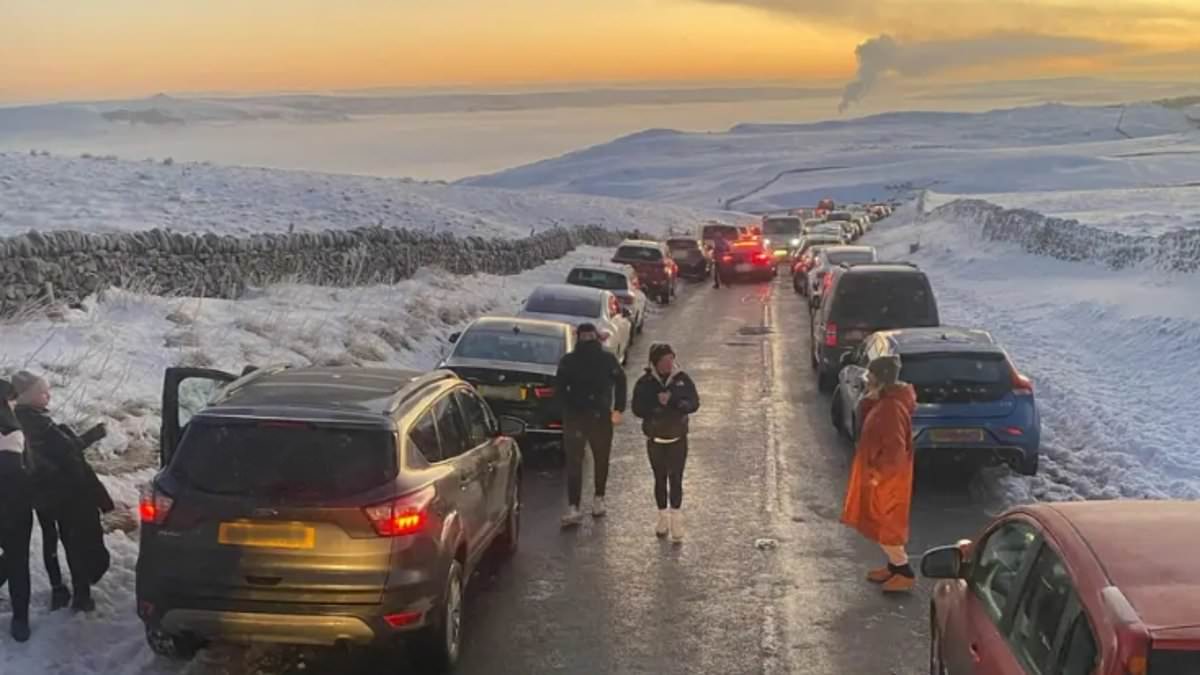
left=160, top=367, right=239, bottom=467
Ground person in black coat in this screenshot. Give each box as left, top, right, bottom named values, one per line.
left=554, top=323, right=627, bottom=527
left=0, top=378, right=33, bottom=641
left=631, top=343, right=699, bottom=543
left=12, top=371, right=113, bottom=613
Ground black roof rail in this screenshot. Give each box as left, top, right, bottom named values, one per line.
left=388, top=369, right=459, bottom=413
left=212, top=364, right=292, bottom=404
left=840, top=260, right=918, bottom=269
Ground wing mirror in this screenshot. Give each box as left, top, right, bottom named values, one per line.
left=498, top=416, right=527, bottom=438
left=920, top=541, right=972, bottom=579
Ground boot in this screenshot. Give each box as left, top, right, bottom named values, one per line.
left=881, top=564, right=916, bottom=594
left=70, top=585, right=96, bottom=613
left=866, top=567, right=892, bottom=583
left=669, top=509, right=685, bottom=544
left=560, top=506, right=583, bottom=529
left=50, top=585, right=71, bottom=611
left=10, top=617, right=30, bottom=643
left=591, top=497, right=607, bottom=518
left=655, top=510, right=669, bottom=538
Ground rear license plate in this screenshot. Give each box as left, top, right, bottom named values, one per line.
left=736, top=264, right=752, bottom=272
left=930, top=428, right=985, bottom=443
left=476, top=384, right=527, bottom=401
left=218, top=521, right=316, bottom=550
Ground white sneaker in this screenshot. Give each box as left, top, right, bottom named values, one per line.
left=560, top=506, right=583, bottom=528
left=655, top=510, right=670, bottom=538
left=669, top=509, right=685, bottom=543
left=592, top=497, right=607, bottom=518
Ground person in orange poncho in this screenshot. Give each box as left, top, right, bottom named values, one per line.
left=840, top=355, right=918, bottom=593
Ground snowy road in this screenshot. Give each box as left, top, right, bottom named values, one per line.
left=151, top=275, right=999, bottom=675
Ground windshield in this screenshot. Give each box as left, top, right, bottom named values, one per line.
left=702, top=225, right=738, bottom=241
left=567, top=268, right=628, bottom=291
left=170, top=421, right=396, bottom=500
left=827, top=250, right=876, bottom=266
left=668, top=240, right=698, bottom=251
left=900, top=353, right=1008, bottom=386
left=763, top=217, right=802, bottom=234
left=524, top=293, right=602, bottom=318
left=614, top=245, right=662, bottom=262
left=454, top=328, right=565, bottom=365
left=831, top=274, right=938, bottom=326
left=1151, top=650, right=1200, bottom=674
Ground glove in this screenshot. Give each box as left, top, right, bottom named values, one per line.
left=82, top=423, right=107, bottom=445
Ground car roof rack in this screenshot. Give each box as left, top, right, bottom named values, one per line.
left=387, top=369, right=459, bottom=413
left=211, top=364, right=292, bottom=404
left=839, top=260, right=918, bottom=269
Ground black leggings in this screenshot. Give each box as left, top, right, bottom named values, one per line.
left=563, top=412, right=614, bottom=507
left=36, top=509, right=65, bottom=589
left=647, top=438, right=688, bottom=510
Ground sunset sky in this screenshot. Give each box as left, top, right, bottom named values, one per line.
left=2, top=0, right=1198, bottom=102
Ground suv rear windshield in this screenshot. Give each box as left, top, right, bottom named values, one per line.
left=1151, top=650, right=1200, bottom=674
left=667, top=239, right=699, bottom=250
left=826, top=250, right=875, bottom=266
left=524, top=293, right=601, bottom=318
left=900, top=353, right=1009, bottom=403
left=702, top=225, right=738, bottom=241
left=170, top=420, right=396, bottom=500
left=763, top=217, right=803, bottom=234
left=831, top=273, right=937, bottom=327
left=567, top=268, right=628, bottom=291
left=454, top=328, right=565, bottom=366
left=614, top=245, right=662, bottom=262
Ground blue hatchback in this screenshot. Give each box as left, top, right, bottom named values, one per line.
left=830, top=327, right=1041, bottom=475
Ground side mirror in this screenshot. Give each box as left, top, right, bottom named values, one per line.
left=498, top=416, right=527, bottom=437
left=921, top=544, right=967, bottom=579
left=448, top=332, right=461, bottom=344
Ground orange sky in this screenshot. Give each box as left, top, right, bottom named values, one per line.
left=1, top=0, right=1197, bottom=101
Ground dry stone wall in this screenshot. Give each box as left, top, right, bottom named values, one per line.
left=0, top=225, right=635, bottom=316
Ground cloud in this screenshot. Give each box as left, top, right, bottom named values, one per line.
left=838, top=32, right=1122, bottom=111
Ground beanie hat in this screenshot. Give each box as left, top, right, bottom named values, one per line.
left=11, top=370, right=46, bottom=398
left=576, top=322, right=597, bottom=335
left=648, top=342, right=675, bottom=366
left=867, top=355, right=902, bottom=385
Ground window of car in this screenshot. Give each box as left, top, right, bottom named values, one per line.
left=523, top=292, right=601, bottom=318
left=567, top=268, right=628, bottom=291
left=614, top=245, right=663, bottom=262
left=432, top=395, right=468, bottom=460
left=763, top=217, right=803, bottom=234
left=702, top=225, right=738, bottom=241
left=1053, top=610, right=1098, bottom=675
left=1010, top=545, right=1075, bottom=673
left=452, top=327, right=566, bottom=366
left=830, top=273, right=938, bottom=327
left=668, top=239, right=698, bottom=251
left=826, top=250, right=876, bottom=266
left=454, top=389, right=492, bottom=449
left=409, top=408, right=441, bottom=463
left=971, top=520, right=1040, bottom=623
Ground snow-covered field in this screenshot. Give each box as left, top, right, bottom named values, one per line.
left=0, top=247, right=631, bottom=673
left=0, top=152, right=733, bottom=238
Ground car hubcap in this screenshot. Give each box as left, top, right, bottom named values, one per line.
left=446, top=573, right=462, bottom=659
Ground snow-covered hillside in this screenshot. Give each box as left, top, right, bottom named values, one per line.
left=867, top=199, right=1200, bottom=503
left=465, top=103, right=1200, bottom=210
left=0, top=152, right=736, bottom=238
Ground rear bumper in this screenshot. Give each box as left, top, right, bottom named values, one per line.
left=914, top=422, right=1040, bottom=467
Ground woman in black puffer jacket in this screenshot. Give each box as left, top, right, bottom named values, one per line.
left=0, top=378, right=33, bottom=641
left=631, top=343, right=700, bottom=544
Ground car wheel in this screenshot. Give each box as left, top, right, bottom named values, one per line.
left=1018, top=452, right=1039, bottom=476
left=414, top=560, right=465, bottom=673
left=494, top=475, right=521, bottom=559
left=660, top=292, right=671, bottom=306
left=817, top=369, right=836, bottom=394
left=930, top=612, right=947, bottom=675
left=830, top=392, right=844, bottom=433
left=145, top=626, right=202, bottom=660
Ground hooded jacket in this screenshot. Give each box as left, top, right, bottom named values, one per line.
left=15, top=404, right=114, bottom=514
left=840, top=383, right=918, bottom=546
left=631, top=366, right=700, bottom=441
left=555, top=340, right=628, bottom=416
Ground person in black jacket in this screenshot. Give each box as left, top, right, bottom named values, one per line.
left=631, top=343, right=699, bottom=543
left=12, top=371, right=113, bottom=613
left=554, top=323, right=627, bottom=527
left=0, top=378, right=33, bottom=641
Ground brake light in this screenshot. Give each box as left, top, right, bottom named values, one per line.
left=1010, top=366, right=1034, bottom=395
left=533, top=386, right=555, bottom=399
left=364, top=486, right=434, bottom=537
left=721, top=255, right=733, bottom=263
left=752, top=252, right=770, bottom=265
left=547, top=421, right=563, bottom=429
left=825, top=322, right=839, bottom=347
left=384, top=611, right=423, bottom=628
left=139, top=484, right=174, bottom=526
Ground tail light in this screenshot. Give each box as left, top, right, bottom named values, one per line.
left=752, top=252, right=770, bottom=265
left=532, top=386, right=555, bottom=399
left=139, top=484, right=174, bottom=526
left=1010, top=364, right=1034, bottom=395
left=824, top=322, right=839, bottom=347
left=823, top=273, right=834, bottom=292
left=721, top=255, right=733, bottom=263
left=364, top=486, right=435, bottom=537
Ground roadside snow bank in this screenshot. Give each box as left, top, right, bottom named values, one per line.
left=869, top=202, right=1200, bottom=503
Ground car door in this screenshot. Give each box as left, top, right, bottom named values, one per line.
left=454, top=388, right=506, bottom=534
left=431, top=393, right=490, bottom=557
left=160, top=366, right=240, bottom=467
left=1006, top=543, right=1096, bottom=675
left=943, top=518, right=1042, bottom=674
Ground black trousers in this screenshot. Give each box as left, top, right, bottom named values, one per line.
left=647, top=438, right=689, bottom=509
left=712, top=264, right=724, bottom=288
left=0, top=460, right=33, bottom=622
left=36, top=509, right=65, bottom=589
left=563, top=411, right=614, bottom=507
left=42, top=500, right=108, bottom=598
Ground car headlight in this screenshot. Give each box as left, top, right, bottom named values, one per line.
left=790, top=238, right=801, bottom=246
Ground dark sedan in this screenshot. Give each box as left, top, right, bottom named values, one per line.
left=440, top=316, right=573, bottom=452
left=666, top=238, right=711, bottom=279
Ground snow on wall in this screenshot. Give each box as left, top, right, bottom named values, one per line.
left=0, top=224, right=632, bottom=316
left=925, top=198, right=1200, bottom=273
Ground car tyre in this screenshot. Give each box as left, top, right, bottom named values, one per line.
left=414, top=560, right=465, bottom=673
left=830, top=392, right=844, bottom=433
left=817, top=369, right=836, bottom=394
left=145, top=626, right=202, bottom=661
left=1017, top=452, right=1039, bottom=476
